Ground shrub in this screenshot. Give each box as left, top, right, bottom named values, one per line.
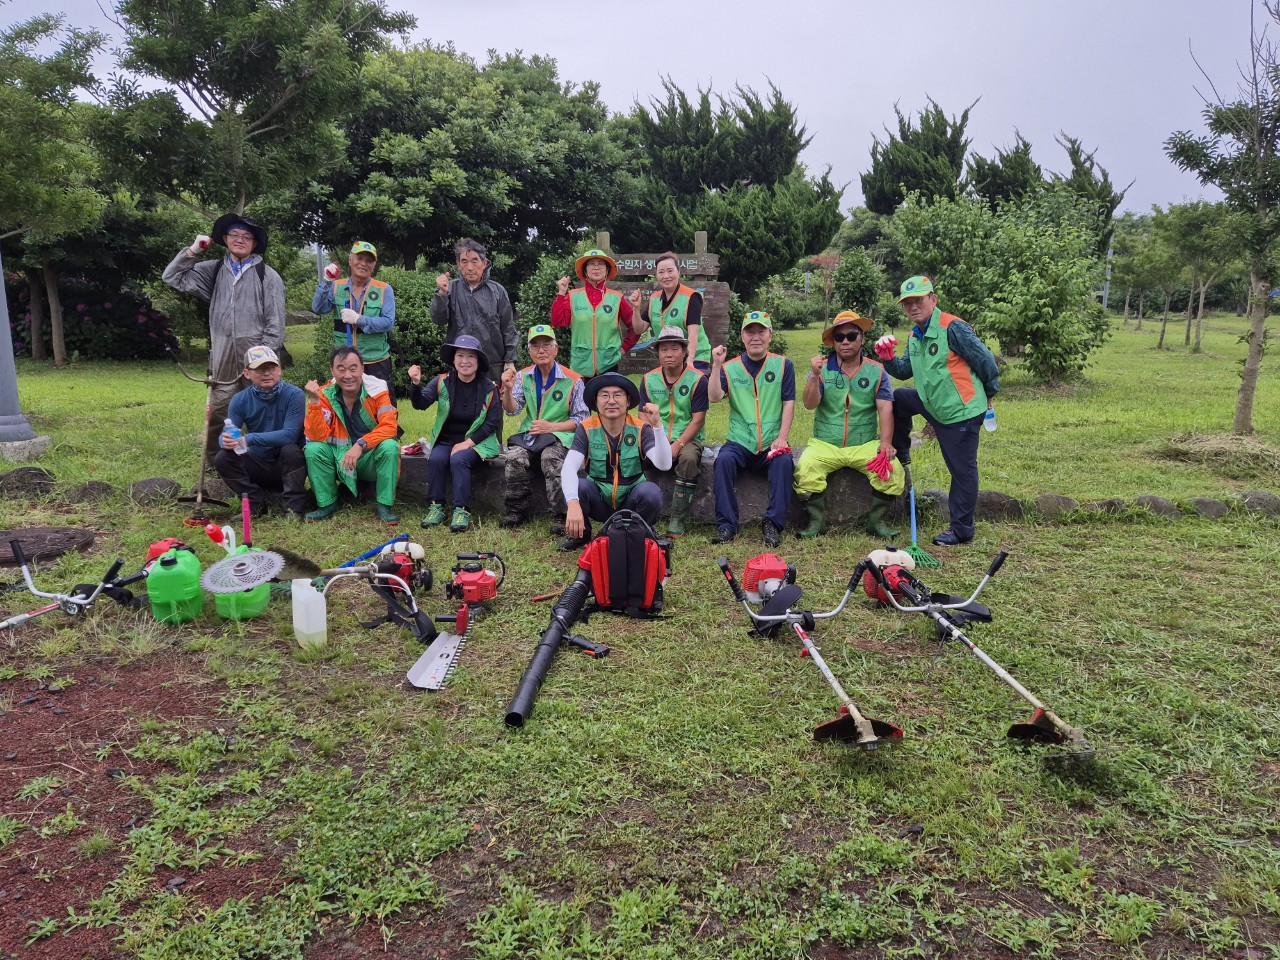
left=6, top=279, right=177, bottom=361
left=756, top=268, right=824, bottom=330
left=831, top=249, right=886, bottom=319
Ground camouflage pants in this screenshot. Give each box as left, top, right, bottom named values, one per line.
left=503, top=442, right=569, bottom=517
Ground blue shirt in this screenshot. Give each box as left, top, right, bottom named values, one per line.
left=226, top=382, right=305, bottom=464
left=312, top=279, right=396, bottom=333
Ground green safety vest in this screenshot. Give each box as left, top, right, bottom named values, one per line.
left=333, top=277, right=391, bottom=362
left=568, top=287, right=625, bottom=376
left=723, top=353, right=786, bottom=453
left=427, top=375, right=501, bottom=459
left=582, top=413, right=645, bottom=506
left=516, top=362, right=581, bottom=447
left=812, top=356, right=883, bottom=448
left=648, top=284, right=711, bottom=365
left=642, top=366, right=705, bottom=444
left=908, top=309, right=988, bottom=424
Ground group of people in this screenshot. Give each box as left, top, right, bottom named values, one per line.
left=164, top=216, right=999, bottom=547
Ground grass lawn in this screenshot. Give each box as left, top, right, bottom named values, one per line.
left=1, top=312, right=1278, bottom=959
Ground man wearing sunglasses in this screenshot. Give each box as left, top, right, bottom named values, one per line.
left=794, top=311, right=904, bottom=538
left=875, top=276, right=1000, bottom=546
left=163, top=213, right=286, bottom=454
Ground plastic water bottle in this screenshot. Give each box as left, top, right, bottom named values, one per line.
left=291, top=578, right=328, bottom=650
left=224, top=418, right=248, bottom=454
left=983, top=407, right=997, bottom=433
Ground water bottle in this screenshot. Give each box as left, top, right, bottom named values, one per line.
left=983, top=406, right=997, bottom=433
left=224, top=418, right=248, bottom=454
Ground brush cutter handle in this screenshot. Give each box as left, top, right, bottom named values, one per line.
left=987, top=551, right=1009, bottom=578
left=716, top=558, right=748, bottom=603
left=9, top=539, right=28, bottom=570
left=113, top=568, right=149, bottom=588
left=102, top=559, right=124, bottom=585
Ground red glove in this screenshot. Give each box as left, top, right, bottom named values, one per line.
left=874, top=335, right=897, bottom=362
left=323, top=262, right=341, bottom=280
left=865, top=451, right=892, bottom=481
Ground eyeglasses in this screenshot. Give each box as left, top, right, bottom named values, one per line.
left=225, top=230, right=254, bottom=241
left=831, top=331, right=863, bottom=343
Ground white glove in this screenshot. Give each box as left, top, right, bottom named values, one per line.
left=341, top=308, right=361, bottom=327
left=188, top=235, right=211, bottom=257
left=874, top=335, right=898, bottom=361
left=323, top=262, right=341, bottom=280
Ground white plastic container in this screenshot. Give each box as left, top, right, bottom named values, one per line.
left=291, top=579, right=328, bottom=650
left=983, top=407, right=997, bottom=432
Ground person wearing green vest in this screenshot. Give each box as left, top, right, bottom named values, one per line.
left=635, top=252, right=712, bottom=372
left=875, top=276, right=1000, bottom=546
left=638, top=325, right=709, bottom=536
left=312, top=241, right=397, bottom=400
left=551, top=250, right=645, bottom=378
left=708, top=311, right=796, bottom=548
left=407, top=335, right=502, bottom=533
left=558, top=372, right=671, bottom=551
left=794, top=311, right=905, bottom=539
left=499, top=324, right=589, bottom=535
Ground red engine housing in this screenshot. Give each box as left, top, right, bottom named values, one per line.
left=448, top=564, right=499, bottom=604
left=743, top=553, right=794, bottom=602
left=862, top=563, right=914, bottom=605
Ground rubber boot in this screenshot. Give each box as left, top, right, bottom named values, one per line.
left=667, top=481, right=695, bottom=536
left=798, top=492, right=827, bottom=539
left=866, top=494, right=900, bottom=539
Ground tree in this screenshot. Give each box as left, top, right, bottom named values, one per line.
left=1167, top=2, right=1280, bottom=434
left=95, top=0, right=413, bottom=217
left=861, top=98, right=974, bottom=216
left=831, top=248, right=886, bottom=319
left=1147, top=209, right=1190, bottom=349
left=1157, top=201, right=1245, bottom=350
left=966, top=132, right=1043, bottom=211
left=1107, top=212, right=1153, bottom=324
left=1051, top=135, right=1130, bottom=258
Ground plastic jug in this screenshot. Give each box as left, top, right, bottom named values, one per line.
left=291, top=579, right=328, bottom=650
left=213, top=545, right=271, bottom=620
left=147, top=547, right=203, bottom=624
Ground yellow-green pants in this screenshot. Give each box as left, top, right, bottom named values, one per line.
left=793, top=437, right=905, bottom=498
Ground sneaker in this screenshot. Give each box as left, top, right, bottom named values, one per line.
left=558, top=530, right=591, bottom=552
left=499, top=512, right=525, bottom=528
left=421, top=502, right=447, bottom=527
left=711, top=526, right=736, bottom=545
left=762, top=520, right=782, bottom=548
left=304, top=503, right=338, bottom=523
left=549, top=517, right=567, bottom=537
left=931, top=529, right=972, bottom=547
left=376, top=504, right=400, bottom=525
left=450, top=507, right=471, bottom=533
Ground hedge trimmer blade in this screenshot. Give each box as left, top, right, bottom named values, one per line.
left=201, top=550, right=285, bottom=593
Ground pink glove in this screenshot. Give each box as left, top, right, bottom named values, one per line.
left=341, top=308, right=361, bottom=327
left=323, top=262, right=341, bottom=280
left=188, top=235, right=211, bottom=257
left=865, top=452, right=892, bottom=481
left=874, top=335, right=897, bottom=362
left=766, top=445, right=792, bottom=461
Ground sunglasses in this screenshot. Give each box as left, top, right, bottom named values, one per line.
left=831, top=330, right=863, bottom=343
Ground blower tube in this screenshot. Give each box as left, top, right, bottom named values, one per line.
left=504, top=568, right=594, bottom=728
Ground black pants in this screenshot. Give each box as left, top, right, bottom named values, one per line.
left=213, top=445, right=308, bottom=513
left=891, top=387, right=983, bottom=540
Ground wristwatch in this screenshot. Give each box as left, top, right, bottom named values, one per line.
left=356, top=437, right=369, bottom=450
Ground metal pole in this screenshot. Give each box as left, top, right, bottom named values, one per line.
left=0, top=243, right=40, bottom=444
left=1101, top=244, right=1114, bottom=308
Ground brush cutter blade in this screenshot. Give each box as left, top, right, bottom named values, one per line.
left=813, top=713, right=903, bottom=750
left=1006, top=708, right=1066, bottom=744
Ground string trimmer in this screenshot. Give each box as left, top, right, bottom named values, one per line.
left=167, top=347, right=237, bottom=525
left=1, top=539, right=147, bottom=632
left=717, top=552, right=904, bottom=750
left=862, top=550, right=1095, bottom=761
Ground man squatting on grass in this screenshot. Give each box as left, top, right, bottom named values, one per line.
left=214, top=346, right=307, bottom=519
left=638, top=325, right=709, bottom=537
left=499, top=324, right=589, bottom=537
left=875, top=275, right=1000, bottom=546
left=559, top=372, right=671, bottom=551
left=302, top=347, right=401, bottom=525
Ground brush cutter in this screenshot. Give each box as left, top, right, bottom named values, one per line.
left=167, top=347, right=237, bottom=525
left=902, top=464, right=938, bottom=568
left=1, top=539, right=147, bottom=632
left=717, top=554, right=903, bottom=751
left=863, top=550, right=1095, bottom=761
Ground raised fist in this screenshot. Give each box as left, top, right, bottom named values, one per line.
left=323, top=262, right=341, bottom=280
left=341, top=308, right=361, bottom=327
left=640, top=402, right=661, bottom=428
left=407, top=364, right=422, bottom=386
left=627, top=289, right=643, bottom=307
left=435, top=273, right=451, bottom=296
left=188, top=235, right=211, bottom=257
left=874, top=335, right=898, bottom=361
left=501, top=367, right=517, bottom=391
left=556, top=276, right=571, bottom=296
left=304, top=379, right=322, bottom=400
left=711, top=344, right=728, bottom=365
left=810, top=354, right=825, bottom=374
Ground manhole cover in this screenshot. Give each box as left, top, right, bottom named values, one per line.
left=0, top=527, right=96, bottom=567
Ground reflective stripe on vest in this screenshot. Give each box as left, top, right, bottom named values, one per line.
left=569, top=287, right=624, bottom=376
left=583, top=413, right=645, bottom=507
left=908, top=310, right=988, bottom=424
left=642, top=367, right=705, bottom=444
left=648, top=285, right=711, bottom=364
left=724, top=354, right=785, bottom=453
left=813, top=356, right=883, bottom=448
left=517, top=362, right=581, bottom=447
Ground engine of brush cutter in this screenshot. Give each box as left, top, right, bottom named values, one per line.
left=446, top=552, right=504, bottom=604
left=860, top=548, right=917, bottom=605
left=742, top=553, right=796, bottom=602
left=375, top=540, right=432, bottom=594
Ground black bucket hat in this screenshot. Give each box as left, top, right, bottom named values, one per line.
left=584, top=371, right=640, bottom=411
left=440, top=334, right=490, bottom=374
left=211, top=213, right=269, bottom=254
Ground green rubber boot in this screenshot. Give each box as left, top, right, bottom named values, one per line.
left=667, top=481, right=695, bottom=536
left=866, top=494, right=900, bottom=539
left=798, top=492, right=827, bottom=539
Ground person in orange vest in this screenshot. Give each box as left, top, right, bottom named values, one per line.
left=551, top=250, right=647, bottom=378
left=312, top=241, right=397, bottom=400
left=875, top=276, right=1000, bottom=546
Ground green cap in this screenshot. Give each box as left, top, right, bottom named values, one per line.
left=897, top=275, right=934, bottom=302
left=350, top=240, right=378, bottom=259
left=526, top=323, right=556, bottom=343
left=740, top=310, right=773, bottom=331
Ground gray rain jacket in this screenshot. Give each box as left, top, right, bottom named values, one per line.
left=429, top=265, right=518, bottom=371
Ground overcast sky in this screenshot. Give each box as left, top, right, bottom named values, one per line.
left=10, top=0, right=1252, bottom=214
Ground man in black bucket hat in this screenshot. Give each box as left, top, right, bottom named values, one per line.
left=163, top=213, right=286, bottom=453
left=557, top=372, right=671, bottom=551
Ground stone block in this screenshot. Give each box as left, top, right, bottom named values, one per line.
left=0, top=435, right=53, bottom=463
left=1240, top=490, right=1280, bottom=516
left=1134, top=495, right=1179, bottom=518
left=1035, top=493, right=1078, bottom=518
left=63, top=481, right=115, bottom=504
left=1082, top=498, right=1126, bottom=514
left=975, top=490, right=1024, bottom=521
left=1184, top=497, right=1229, bottom=519
left=130, top=477, right=182, bottom=504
